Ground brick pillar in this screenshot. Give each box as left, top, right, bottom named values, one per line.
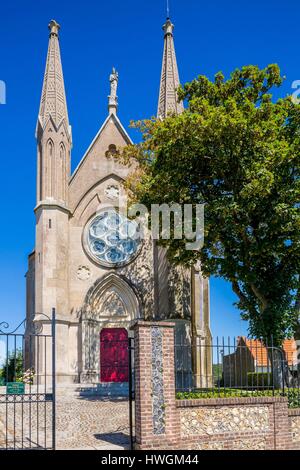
left=273, top=399, right=292, bottom=450
left=132, top=321, right=180, bottom=450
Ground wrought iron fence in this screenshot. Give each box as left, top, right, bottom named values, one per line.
left=0, top=311, right=56, bottom=450
left=128, top=336, right=135, bottom=451
left=175, top=335, right=300, bottom=407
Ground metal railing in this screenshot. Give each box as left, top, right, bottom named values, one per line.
left=128, top=336, right=135, bottom=451
left=175, top=335, right=300, bottom=407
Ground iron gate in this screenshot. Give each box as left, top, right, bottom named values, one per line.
left=128, top=336, right=135, bottom=450
left=0, top=310, right=56, bottom=450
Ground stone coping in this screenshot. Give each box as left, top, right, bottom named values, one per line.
left=288, top=408, right=300, bottom=416
left=31, top=314, right=79, bottom=325
left=34, top=201, right=70, bottom=215
left=176, top=396, right=288, bottom=407
left=130, top=320, right=175, bottom=330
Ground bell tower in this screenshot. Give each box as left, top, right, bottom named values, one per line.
left=155, top=17, right=211, bottom=357
left=154, top=17, right=184, bottom=317
left=34, top=21, right=72, bottom=377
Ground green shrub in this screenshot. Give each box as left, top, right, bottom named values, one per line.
left=0, top=350, right=23, bottom=384
left=212, top=364, right=224, bottom=386
left=247, top=372, right=273, bottom=387
left=176, top=389, right=275, bottom=400
left=286, top=389, right=300, bottom=409
left=176, top=388, right=300, bottom=409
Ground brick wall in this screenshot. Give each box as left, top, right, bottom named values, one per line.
left=132, top=321, right=296, bottom=450
left=289, top=408, right=300, bottom=450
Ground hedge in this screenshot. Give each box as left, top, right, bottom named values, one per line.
left=247, top=372, right=273, bottom=387
left=176, top=389, right=300, bottom=408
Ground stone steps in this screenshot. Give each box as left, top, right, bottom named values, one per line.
left=56, top=382, right=129, bottom=399
left=80, top=383, right=129, bottom=398
left=0, top=383, right=130, bottom=399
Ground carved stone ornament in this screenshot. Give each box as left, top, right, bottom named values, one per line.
left=100, top=290, right=126, bottom=317
left=77, top=266, right=91, bottom=281
left=105, top=185, right=119, bottom=200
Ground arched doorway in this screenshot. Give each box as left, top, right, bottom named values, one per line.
left=100, top=328, right=129, bottom=383
left=80, top=273, right=140, bottom=383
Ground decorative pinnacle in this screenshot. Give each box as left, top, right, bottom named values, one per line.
left=48, top=20, right=60, bottom=36
left=163, top=18, right=174, bottom=36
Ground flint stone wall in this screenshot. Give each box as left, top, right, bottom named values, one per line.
left=289, top=409, right=300, bottom=450
left=177, top=397, right=291, bottom=450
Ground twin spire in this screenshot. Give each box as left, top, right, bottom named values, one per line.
left=37, top=20, right=71, bottom=139
left=157, top=18, right=184, bottom=119
left=37, top=17, right=183, bottom=136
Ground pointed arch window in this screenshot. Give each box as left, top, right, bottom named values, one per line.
left=84, top=273, right=140, bottom=321
left=46, top=139, right=54, bottom=197
left=59, top=143, right=65, bottom=159
left=59, top=143, right=66, bottom=200
left=48, top=139, right=54, bottom=157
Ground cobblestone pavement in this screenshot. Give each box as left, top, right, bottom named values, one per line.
left=0, top=395, right=130, bottom=450
left=56, top=396, right=130, bottom=450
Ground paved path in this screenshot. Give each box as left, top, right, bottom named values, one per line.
left=0, top=395, right=130, bottom=450
left=56, top=396, right=130, bottom=450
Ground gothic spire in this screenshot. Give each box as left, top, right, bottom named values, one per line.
left=157, top=18, right=184, bottom=119
left=37, top=20, right=71, bottom=139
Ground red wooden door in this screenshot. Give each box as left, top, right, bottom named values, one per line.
left=100, top=328, right=129, bottom=383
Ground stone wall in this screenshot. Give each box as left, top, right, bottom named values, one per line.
left=177, top=397, right=290, bottom=450
left=289, top=408, right=300, bottom=450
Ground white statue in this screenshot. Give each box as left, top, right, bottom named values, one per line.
left=109, top=67, right=119, bottom=100
left=108, top=67, right=119, bottom=113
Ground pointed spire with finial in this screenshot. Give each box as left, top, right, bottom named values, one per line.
left=157, top=17, right=184, bottom=119
left=108, top=67, right=119, bottom=115
left=37, top=20, right=71, bottom=138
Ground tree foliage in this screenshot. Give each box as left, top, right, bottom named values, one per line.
left=0, top=350, right=23, bottom=383
left=122, top=65, right=300, bottom=345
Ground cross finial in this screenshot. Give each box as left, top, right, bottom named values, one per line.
left=48, top=20, right=60, bottom=37
left=108, top=67, right=119, bottom=114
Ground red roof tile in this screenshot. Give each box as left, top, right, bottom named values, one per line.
left=238, top=337, right=297, bottom=367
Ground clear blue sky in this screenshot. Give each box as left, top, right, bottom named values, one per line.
left=0, top=0, right=297, bottom=337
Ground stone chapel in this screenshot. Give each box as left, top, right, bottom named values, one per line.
left=26, top=18, right=212, bottom=385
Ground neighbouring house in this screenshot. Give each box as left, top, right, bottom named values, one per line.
left=223, top=337, right=297, bottom=387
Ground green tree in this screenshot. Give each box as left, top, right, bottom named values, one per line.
left=123, top=65, right=300, bottom=346
left=0, top=350, right=23, bottom=383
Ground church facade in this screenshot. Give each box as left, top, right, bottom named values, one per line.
left=26, top=19, right=211, bottom=385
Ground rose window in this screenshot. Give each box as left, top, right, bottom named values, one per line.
left=84, top=210, right=140, bottom=267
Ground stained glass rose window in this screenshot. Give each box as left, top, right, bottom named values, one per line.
left=84, top=210, right=141, bottom=267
